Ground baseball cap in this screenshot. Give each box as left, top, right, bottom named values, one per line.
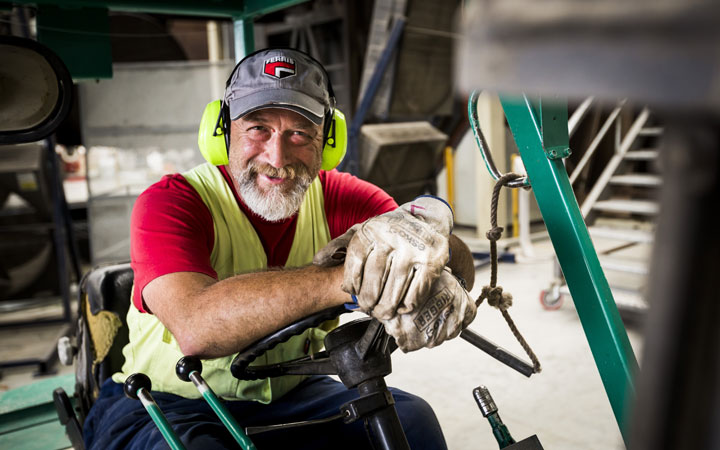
left=224, top=48, right=331, bottom=125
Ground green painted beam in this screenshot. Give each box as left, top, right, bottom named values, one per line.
left=13, top=0, right=309, bottom=18
left=36, top=5, right=112, bottom=79
left=233, top=16, right=255, bottom=61
left=500, top=94, right=638, bottom=445
left=242, top=0, right=308, bottom=18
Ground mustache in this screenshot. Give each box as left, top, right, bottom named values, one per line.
left=246, top=161, right=311, bottom=180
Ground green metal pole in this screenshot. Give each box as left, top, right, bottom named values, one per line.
left=499, top=94, right=638, bottom=444
left=233, top=16, right=255, bottom=62
left=138, top=390, right=186, bottom=450
left=189, top=373, right=257, bottom=450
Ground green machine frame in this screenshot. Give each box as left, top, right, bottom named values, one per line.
left=10, top=1, right=638, bottom=444
left=499, top=94, right=638, bottom=445
left=11, top=0, right=307, bottom=78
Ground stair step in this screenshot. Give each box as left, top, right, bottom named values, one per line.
left=593, top=199, right=659, bottom=215
left=638, top=127, right=664, bottom=136
left=624, top=149, right=659, bottom=160
left=599, top=256, right=649, bottom=275
left=589, top=226, right=654, bottom=243
left=610, top=174, right=662, bottom=187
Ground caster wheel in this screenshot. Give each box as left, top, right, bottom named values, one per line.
left=540, top=288, right=563, bottom=310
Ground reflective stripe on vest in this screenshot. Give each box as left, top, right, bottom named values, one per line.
left=112, top=163, right=334, bottom=402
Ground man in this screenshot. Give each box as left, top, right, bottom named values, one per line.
left=84, top=48, right=476, bottom=449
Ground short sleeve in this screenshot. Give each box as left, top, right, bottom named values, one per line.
left=130, top=174, right=217, bottom=312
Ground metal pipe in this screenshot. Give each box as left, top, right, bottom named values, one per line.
left=568, top=96, right=594, bottom=138
left=500, top=93, right=637, bottom=444
left=444, top=146, right=455, bottom=211
left=189, top=372, right=256, bottom=450
left=357, top=378, right=410, bottom=450
left=137, top=390, right=186, bottom=450
left=468, top=91, right=529, bottom=188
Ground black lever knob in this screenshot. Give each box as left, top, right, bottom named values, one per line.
left=176, top=356, right=203, bottom=382
left=124, top=373, right=152, bottom=400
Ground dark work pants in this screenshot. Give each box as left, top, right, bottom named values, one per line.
left=83, top=376, right=447, bottom=450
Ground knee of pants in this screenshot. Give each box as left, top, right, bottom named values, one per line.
left=392, top=389, right=447, bottom=450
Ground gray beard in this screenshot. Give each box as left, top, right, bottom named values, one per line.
left=236, top=170, right=314, bottom=222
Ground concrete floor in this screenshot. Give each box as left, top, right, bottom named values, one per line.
left=383, top=235, right=645, bottom=450
left=0, top=234, right=646, bottom=450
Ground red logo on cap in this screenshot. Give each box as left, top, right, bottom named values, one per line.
left=264, top=56, right=296, bottom=79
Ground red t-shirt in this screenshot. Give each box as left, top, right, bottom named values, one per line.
left=130, top=166, right=397, bottom=312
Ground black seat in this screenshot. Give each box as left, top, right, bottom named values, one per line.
left=74, top=262, right=134, bottom=421
left=54, top=262, right=134, bottom=450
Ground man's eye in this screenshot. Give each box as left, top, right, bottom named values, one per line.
left=289, top=131, right=314, bottom=144
left=248, top=126, right=267, bottom=132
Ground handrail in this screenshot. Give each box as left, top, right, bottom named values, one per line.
left=579, top=108, right=650, bottom=217
left=569, top=99, right=627, bottom=185
left=468, top=91, right=529, bottom=188
left=568, top=96, right=594, bottom=139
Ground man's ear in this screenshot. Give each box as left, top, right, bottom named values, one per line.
left=447, top=234, right=475, bottom=291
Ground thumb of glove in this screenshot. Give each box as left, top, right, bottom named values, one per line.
left=313, top=224, right=360, bottom=267
left=399, top=196, right=453, bottom=237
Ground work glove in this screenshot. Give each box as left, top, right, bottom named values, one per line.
left=313, top=196, right=453, bottom=319
left=379, top=267, right=477, bottom=352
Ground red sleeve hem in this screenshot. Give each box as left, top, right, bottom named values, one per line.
left=130, top=174, right=217, bottom=313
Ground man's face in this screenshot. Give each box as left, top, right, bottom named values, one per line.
left=227, top=108, right=324, bottom=222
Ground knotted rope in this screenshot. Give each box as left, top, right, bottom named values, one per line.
left=476, top=172, right=542, bottom=373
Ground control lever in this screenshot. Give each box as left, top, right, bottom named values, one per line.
left=474, top=385, right=545, bottom=449
left=461, top=329, right=535, bottom=377
left=176, top=357, right=257, bottom=450
left=123, top=373, right=186, bottom=450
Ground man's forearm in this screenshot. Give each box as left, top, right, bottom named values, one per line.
left=143, top=264, right=348, bottom=359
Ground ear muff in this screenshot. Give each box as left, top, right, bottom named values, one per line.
left=321, top=108, right=347, bottom=171
left=198, top=100, right=229, bottom=166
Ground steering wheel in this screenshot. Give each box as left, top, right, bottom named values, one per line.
left=231, top=304, right=355, bottom=380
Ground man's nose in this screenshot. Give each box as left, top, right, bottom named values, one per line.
left=264, top=133, right=290, bottom=168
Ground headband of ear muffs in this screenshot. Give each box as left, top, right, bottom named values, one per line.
left=197, top=50, right=347, bottom=170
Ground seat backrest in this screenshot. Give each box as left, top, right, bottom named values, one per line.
left=82, top=262, right=134, bottom=382
left=75, top=262, right=134, bottom=420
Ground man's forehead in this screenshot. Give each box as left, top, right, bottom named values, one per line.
left=240, top=108, right=318, bottom=130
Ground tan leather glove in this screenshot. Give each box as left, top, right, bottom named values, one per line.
left=379, top=268, right=477, bottom=352
left=313, top=224, right=360, bottom=268
left=339, top=196, right=453, bottom=319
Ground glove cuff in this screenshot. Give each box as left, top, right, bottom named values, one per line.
left=344, top=294, right=360, bottom=311
left=405, top=195, right=454, bottom=235
left=414, top=195, right=453, bottom=216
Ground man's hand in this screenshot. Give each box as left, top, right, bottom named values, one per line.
left=379, top=268, right=477, bottom=352
left=323, top=196, right=453, bottom=319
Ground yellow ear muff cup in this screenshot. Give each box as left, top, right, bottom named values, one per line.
left=321, top=109, right=347, bottom=171
left=198, top=100, right=229, bottom=166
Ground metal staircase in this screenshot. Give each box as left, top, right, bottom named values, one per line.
left=543, top=101, right=662, bottom=319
